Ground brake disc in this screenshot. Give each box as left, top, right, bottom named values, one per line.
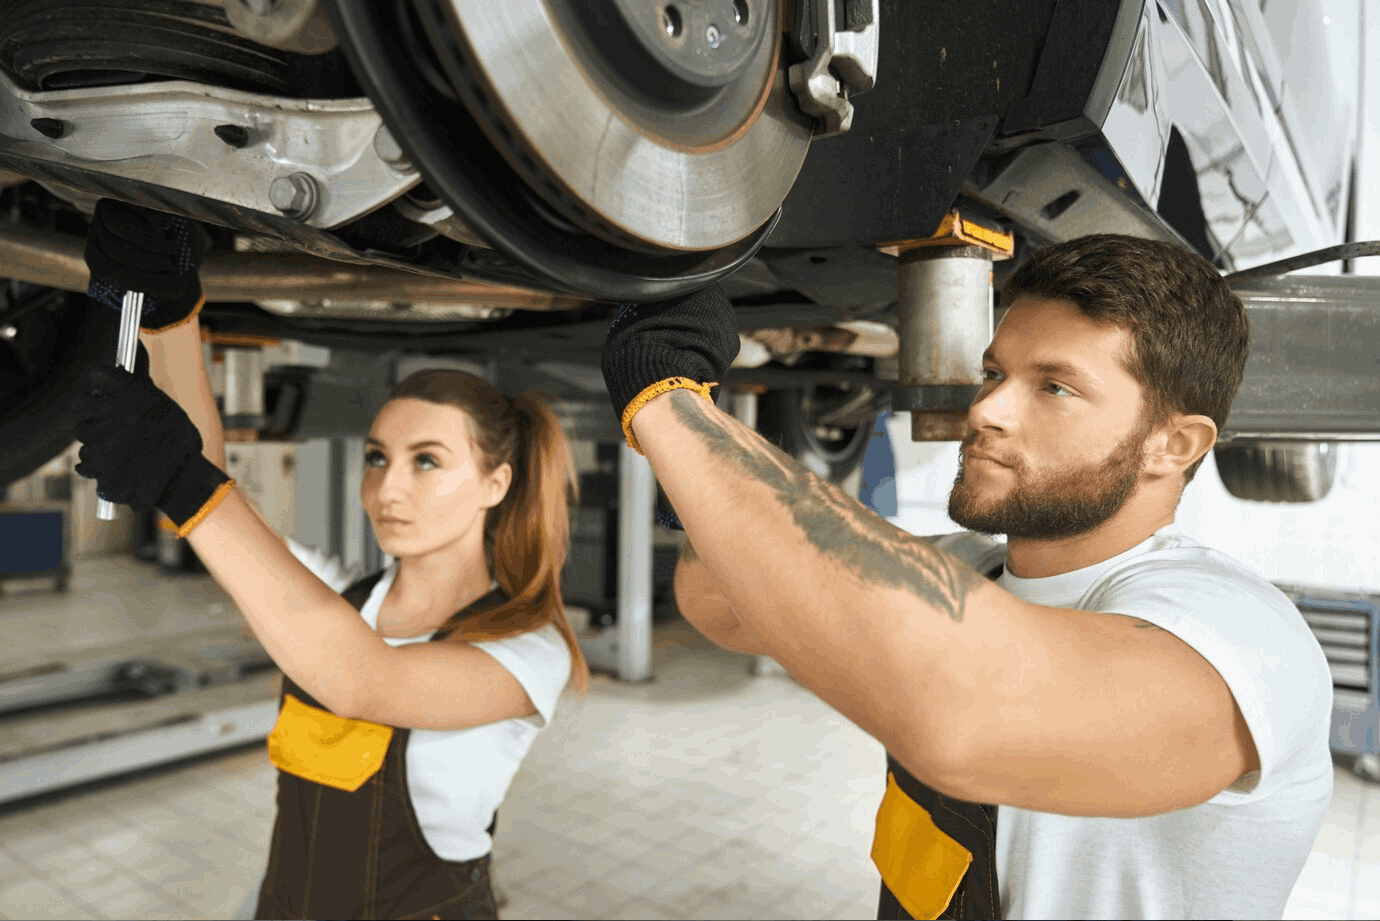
left=417, top=0, right=812, bottom=253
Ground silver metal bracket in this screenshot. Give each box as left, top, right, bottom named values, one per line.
left=787, top=0, right=880, bottom=137
left=0, top=69, right=417, bottom=230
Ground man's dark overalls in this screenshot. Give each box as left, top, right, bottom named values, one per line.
left=873, top=563, right=1004, bottom=921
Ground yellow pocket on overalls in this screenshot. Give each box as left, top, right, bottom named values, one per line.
left=267, top=693, right=393, bottom=792
left=871, top=772, right=973, bottom=920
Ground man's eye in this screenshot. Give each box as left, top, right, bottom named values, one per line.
left=415, top=454, right=438, bottom=470
left=1045, top=382, right=1073, bottom=396
left=981, top=367, right=1002, bottom=382
left=365, top=450, right=386, bottom=467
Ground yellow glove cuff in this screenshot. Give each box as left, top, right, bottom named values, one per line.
left=621, top=378, right=717, bottom=455
left=156, top=478, right=237, bottom=539
left=144, top=294, right=206, bottom=335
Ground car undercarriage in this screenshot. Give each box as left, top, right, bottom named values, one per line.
left=0, top=0, right=1375, bottom=503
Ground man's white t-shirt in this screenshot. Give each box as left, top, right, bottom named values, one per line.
left=285, top=539, right=572, bottom=862
left=932, top=526, right=1334, bottom=920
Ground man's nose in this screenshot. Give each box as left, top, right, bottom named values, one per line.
left=967, top=379, right=1017, bottom=433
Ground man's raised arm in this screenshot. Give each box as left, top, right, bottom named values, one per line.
left=599, top=286, right=1000, bottom=789
left=673, top=540, right=769, bottom=655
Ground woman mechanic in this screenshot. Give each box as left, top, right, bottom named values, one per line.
left=71, top=201, right=588, bottom=920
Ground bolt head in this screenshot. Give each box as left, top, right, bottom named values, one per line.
left=706, top=23, right=724, bottom=49
left=269, top=173, right=317, bottom=219
left=268, top=176, right=299, bottom=211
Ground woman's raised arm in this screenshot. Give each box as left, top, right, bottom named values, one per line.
left=141, top=317, right=225, bottom=469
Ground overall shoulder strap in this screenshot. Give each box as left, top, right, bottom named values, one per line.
left=432, top=586, right=511, bottom=642
left=340, top=570, right=386, bottom=613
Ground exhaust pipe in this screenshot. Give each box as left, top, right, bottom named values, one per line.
left=0, top=223, right=583, bottom=310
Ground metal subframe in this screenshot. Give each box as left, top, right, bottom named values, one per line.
left=1222, top=275, right=1380, bottom=440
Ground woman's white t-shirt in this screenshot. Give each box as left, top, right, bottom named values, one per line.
left=285, top=538, right=572, bottom=862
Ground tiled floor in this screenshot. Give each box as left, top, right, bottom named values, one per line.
left=0, top=561, right=1377, bottom=920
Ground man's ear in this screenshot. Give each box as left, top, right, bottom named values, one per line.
left=1144, top=413, right=1217, bottom=479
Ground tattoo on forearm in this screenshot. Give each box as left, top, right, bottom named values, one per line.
left=668, top=391, right=984, bottom=622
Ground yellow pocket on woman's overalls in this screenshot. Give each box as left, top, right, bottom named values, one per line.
left=267, top=693, right=393, bottom=792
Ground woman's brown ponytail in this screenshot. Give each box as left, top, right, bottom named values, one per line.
left=384, top=370, right=589, bottom=694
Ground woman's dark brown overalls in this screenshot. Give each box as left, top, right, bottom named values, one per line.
left=872, top=563, right=1005, bottom=921
left=255, top=573, right=505, bottom=921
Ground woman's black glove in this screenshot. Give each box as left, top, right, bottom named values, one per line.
left=84, top=199, right=211, bottom=333
left=71, top=359, right=234, bottom=537
left=600, top=283, right=739, bottom=453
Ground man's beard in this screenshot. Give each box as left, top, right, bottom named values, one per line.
left=947, top=423, right=1149, bottom=540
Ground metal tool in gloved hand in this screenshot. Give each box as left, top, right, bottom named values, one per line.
left=82, top=199, right=210, bottom=521
left=95, top=290, right=145, bottom=521
left=72, top=356, right=236, bottom=539
left=600, top=283, right=740, bottom=528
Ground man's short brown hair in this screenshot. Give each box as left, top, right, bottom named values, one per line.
left=1000, top=233, right=1249, bottom=481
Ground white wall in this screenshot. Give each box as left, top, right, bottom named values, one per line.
left=883, top=414, right=964, bottom=539
left=1176, top=446, right=1380, bottom=592
left=1354, top=1, right=1380, bottom=275
left=885, top=424, right=1380, bottom=595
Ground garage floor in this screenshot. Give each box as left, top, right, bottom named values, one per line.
left=0, top=559, right=1376, bottom=920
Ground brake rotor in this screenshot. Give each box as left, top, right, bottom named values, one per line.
left=416, top=0, right=812, bottom=253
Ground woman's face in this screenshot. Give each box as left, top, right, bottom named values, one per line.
left=360, top=398, right=512, bottom=559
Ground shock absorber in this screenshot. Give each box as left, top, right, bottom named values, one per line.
left=888, top=211, right=1013, bottom=441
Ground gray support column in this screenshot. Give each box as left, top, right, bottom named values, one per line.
left=616, top=442, right=656, bottom=683
left=290, top=438, right=332, bottom=550
left=339, top=436, right=373, bottom=573
left=221, top=348, right=265, bottom=421
left=728, top=388, right=759, bottom=431
left=327, top=437, right=345, bottom=561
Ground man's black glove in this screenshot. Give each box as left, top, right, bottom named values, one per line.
left=600, top=283, right=739, bottom=450
left=71, top=359, right=234, bottom=537
left=601, top=283, right=739, bottom=529
left=84, top=199, right=211, bottom=333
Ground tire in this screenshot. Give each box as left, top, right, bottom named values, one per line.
left=0, top=293, right=115, bottom=486
left=756, top=385, right=877, bottom=484
left=1213, top=442, right=1338, bottom=503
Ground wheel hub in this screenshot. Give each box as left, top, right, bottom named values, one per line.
left=604, top=0, right=767, bottom=92
left=415, top=0, right=811, bottom=253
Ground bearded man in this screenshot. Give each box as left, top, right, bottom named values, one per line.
left=599, top=233, right=1333, bottom=920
